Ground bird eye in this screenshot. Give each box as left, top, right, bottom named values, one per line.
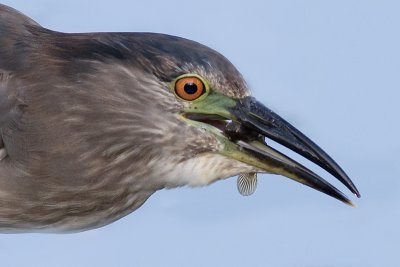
left=174, top=76, right=206, bottom=101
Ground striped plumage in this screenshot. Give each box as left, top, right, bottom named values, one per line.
left=0, top=4, right=251, bottom=232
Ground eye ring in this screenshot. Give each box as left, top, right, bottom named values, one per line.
left=173, top=74, right=208, bottom=101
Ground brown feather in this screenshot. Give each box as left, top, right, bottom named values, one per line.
left=0, top=4, right=251, bottom=232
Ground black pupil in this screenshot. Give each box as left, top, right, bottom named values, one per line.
left=184, top=83, right=198, bottom=94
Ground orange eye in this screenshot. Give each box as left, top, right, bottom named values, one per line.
left=174, top=76, right=205, bottom=101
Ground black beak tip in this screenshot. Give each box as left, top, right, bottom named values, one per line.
left=338, top=171, right=361, bottom=198
left=346, top=200, right=357, bottom=208
left=326, top=187, right=357, bottom=207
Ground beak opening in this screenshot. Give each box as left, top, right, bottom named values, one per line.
left=223, top=96, right=360, bottom=204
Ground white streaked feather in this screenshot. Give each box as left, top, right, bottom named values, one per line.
left=0, top=148, right=7, bottom=161
left=237, top=172, right=257, bottom=196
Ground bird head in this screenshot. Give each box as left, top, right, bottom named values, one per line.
left=90, top=33, right=360, bottom=205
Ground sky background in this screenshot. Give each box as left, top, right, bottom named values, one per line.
left=1, top=0, right=399, bottom=266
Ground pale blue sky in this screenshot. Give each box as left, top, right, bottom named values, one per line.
left=1, top=1, right=399, bottom=266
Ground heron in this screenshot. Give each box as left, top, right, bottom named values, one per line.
left=0, top=4, right=360, bottom=233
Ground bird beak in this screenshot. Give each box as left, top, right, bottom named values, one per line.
left=181, top=93, right=360, bottom=205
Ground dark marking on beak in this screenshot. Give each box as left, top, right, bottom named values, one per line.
left=229, top=96, right=360, bottom=199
